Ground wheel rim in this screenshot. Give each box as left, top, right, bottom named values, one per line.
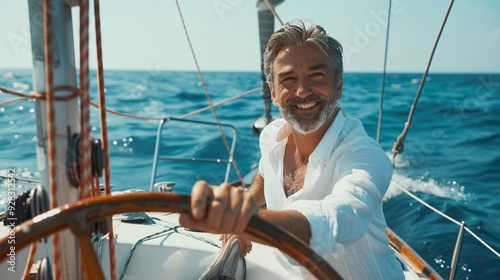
left=0, top=192, right=342, bottom=280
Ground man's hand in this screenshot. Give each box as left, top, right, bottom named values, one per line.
left=179, top=181, right=259, bottom=235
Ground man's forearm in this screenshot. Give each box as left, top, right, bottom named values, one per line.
left=258, top=209, right=311, bottom=245
left=246, top=173, right=310, bottom=244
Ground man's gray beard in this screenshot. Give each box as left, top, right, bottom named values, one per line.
left=279, top=96, right=337, bottom=135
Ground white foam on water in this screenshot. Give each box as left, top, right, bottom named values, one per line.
left=384, top=172, right=470, bottom=202
left=383, top=152, right=470, bottom=202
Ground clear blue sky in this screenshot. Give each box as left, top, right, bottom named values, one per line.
left=1, top=0, right=499, bottom=73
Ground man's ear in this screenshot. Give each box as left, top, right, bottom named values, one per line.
left=269, top=83, right=279, bottom=106
left=336, top=77, right=343, bottom=100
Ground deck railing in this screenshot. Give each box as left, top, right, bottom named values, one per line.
left=148, top=117, right=238, bottom=192
left=390, top=180, right=500, bottom=279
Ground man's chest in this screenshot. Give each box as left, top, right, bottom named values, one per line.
left=283, top=160, right=308, bottom=197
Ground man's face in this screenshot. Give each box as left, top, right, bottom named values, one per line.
left=270, top=43, right=342, bottom=134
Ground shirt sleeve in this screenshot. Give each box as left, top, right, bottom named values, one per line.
left=284, top=148, right=393, bottom=255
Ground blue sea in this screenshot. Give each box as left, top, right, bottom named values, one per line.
left=1, top=69, right=499, bottom=279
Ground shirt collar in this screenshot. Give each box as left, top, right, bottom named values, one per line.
left=274, top=106, right=347, bottom=163
left=315, top=108, right=347, bottom=163
left=276, top=121, right=293, bottom=142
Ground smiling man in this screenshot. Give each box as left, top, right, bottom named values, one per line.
left=180, top=19, right=404, bottom=279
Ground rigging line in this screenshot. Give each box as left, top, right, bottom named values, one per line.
left=0, top=86, right=29, bottom=98
left=94, top=0, right=111, bottom=198
left=174, top=0, right=246, bottom=187
left=78, top=1, right=93, bottom=279
left=79, top=0, right=92, bottom=200
left=119, top=227, right=179, bottom=280
left=391, top=181, right=461, bottom=226
left=0, top=85, right=80, bottom=101
left=42, top=0, right=63, bottom=279
left=178, top=88, right=260, bottom=119
left=464, top=227, right=500, bottom=258
left=89, top=87, right=259, bottom=121
left=391, top=0, right=455, bottom=165
left=90, top=101, right=162, bottom=120
left=264, top=0, right=284, bottom=26
left=0, top=97, right=26, bottom=106
left=391, top=181, right=500, bottom=258
left=1, top=82, right=256, bottom=121
left=93, top=0, right=117, bottom=279
left=376, top=0, right=393, bottom=144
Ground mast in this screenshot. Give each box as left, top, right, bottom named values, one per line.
left=252, top=0, right=284, bottom=135
left=28, top=0, right=80, bottom=278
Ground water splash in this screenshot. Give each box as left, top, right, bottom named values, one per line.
left=384, top=173, right=470, bottom=202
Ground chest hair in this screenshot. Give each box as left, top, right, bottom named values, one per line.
left=283, top=162, right=308, bottom=197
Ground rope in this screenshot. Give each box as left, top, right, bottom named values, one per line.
left=87, top=87, right=260, bottom=121
left=90, top=101, right=163, bottom=120
left=116, top=222, right=224, bottom=280
left=79, top=0, right=92, bottom=200
left=0, top=97, right=26, bottom=106
left=93, top=0, right=117, bottom=278
left=391, top=0, right=456, bottom=165
left=42, top=0, right=62, bottom=279
left=391, top=181, right=500, bottom=258
left=264, top=0, right=284, bottom=26
left=79, top=1, right=92, bottom=279
left=0, top=85, right=80, bottom=101
left=91, top=233, right=105, bottom=261
left=119, top=227, right=180, bottom=280
left=376, top=0, right=392, bottom=143
left=174, top=227, right=220, bottom=248
left=1, top=85, right=258, bottom=122
left=178, top=88, right=260, bottom=119
left=175, top=0, right=246, bottom=187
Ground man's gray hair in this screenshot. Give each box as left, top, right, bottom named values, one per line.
left=263, top=19, right=343, bottom=86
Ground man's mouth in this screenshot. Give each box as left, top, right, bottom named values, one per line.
left=295, top=101, right=319, bottom=110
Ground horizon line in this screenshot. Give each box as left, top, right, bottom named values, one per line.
left=1, top=67, right=499, bottom=75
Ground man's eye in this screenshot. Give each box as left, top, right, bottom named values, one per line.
left=281, top=77, right=296, bottom=83
left=312, top=72, right=325, bottom=78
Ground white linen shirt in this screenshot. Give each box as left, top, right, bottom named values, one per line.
left=258, top=111, right=404, bottom=279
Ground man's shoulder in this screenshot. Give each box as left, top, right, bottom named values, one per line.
left=262, top=118, right=286, bottom=133
left=260, top=118, right=286, bottom=141
left=339, top=116, right=385, bottom=153
left=341, top=116, right=370, bottom=138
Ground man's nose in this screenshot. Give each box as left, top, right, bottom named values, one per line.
left=295, top=77, right=312, bottom=98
